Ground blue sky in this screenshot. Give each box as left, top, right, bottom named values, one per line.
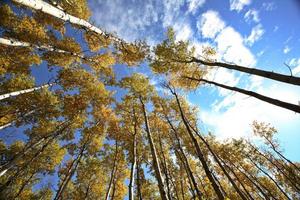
left=88, top=0, right=300, bottom=161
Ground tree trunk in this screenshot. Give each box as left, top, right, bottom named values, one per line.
left=14, top=171, right=35, bottom=199
left=0, top=37, right=90, bottom=63
left=165, top=115, right=203, bottom=199
left=184, top=76, right=300, bottom=113
left=0, top=122, right=13, bottom=131
left=105, top=141, right=119, bottom=200
left=0, top=109, right=36, bottom=131
left=0, top=135, right=56, bottom=193
left=248, top=157, right=292, bottom=200
left=185, top=119, right=248, bottom=200
left=0, top=82, right=55, bottom=101
left=191, top=57, right=300, bottom=86
left=225, top=158, right=270, bottom=200
left=167, top=87, right=225, bottom=200
left=54, top=143, right=86, bottom=200
left=264, top=136, right=300, bottom=172
left=129, top=133, right=137, bottom=200
left=0, top=121, right=70, bottom=177
left=136, top=158, right=143, bottom=200
left=157, top=134, right=173, bottom=200
left=219, top=157, right=254, bottom=200
left=248, top=143, right=300, bottom=192
left=139, top=96, right=169, bottom=200
left=12, top=0, right=123, bottom=44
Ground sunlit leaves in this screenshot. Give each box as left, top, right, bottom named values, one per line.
left=84, top=31, right=111, bottom=52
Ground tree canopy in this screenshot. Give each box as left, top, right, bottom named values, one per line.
left=0, top=1, right=299, bottom=199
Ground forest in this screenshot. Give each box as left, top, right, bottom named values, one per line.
left=0, top=0, right=299, bottom=199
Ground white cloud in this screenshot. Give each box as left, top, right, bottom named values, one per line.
left=174, top=22, right=193, bottom=41
left=245, top=24, right=265, bottom=45
left=197, top=10, right=226, bottom=39
left=288, top=58, right=300, bottom=75
left=262, top=2, right=276, bottom=11
left=283, top=46, right=291, bottom=54
left=90, top=0, right=161, bottom=42
left=229, top=0, right=251, bottom=12
left=205, top=68, right=241, bottom=96
left=257, top=50, right=265, bottom=57
left=162, top=0, right=185, bottom=27
left=216, top=27, right=256, bottom=66
left=197, top=11, right=256, bottom=66
left=200, top=83, right=300, bottom=139
left=244, top=9, right=260, bottom=23
left=191, top=40, right=214, bottom=57
left=273, top=26, right=279, bottom=32
left=187, top=0, right=205, bottom=14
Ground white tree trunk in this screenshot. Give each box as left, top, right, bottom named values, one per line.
left=0, top=83, right=55, bottom=101
left=0, top=169, right=8, bottom=177
left=13, top=0, right=123, bottom=44
left=0, top=37, right=86, bottom=60
left=0, top=122, right=13, bottom=131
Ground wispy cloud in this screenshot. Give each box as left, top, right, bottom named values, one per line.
left=288, top=58, right=300, bottom=75
left=187, top=0, right=206, bottom=14
left=245, top=24, right=265, bottom=46
left=174, top=21, right=193, bottom=41
left=283, top=46, right=291, bottom=54
left=200, top=83, right=300, bottom=139
left=262, top=2, right=276, bottom=11
left=229, top=0, right=251, bottom=12
left=244, top=9, right=260, bottom=23
left=197, top=10, right=225, bottom=39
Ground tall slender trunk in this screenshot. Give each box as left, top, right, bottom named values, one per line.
left=180, top=170, right=186, bottom=200
left=0, top=122, right=13, bottom=131
left=0, top=37, right=90, bottom=63
left=219, top=157, right=254, bottom=200
left=184, top=77, right=300, bottom=113
left=105, top=141, right=119, bottom=200
left=0, top=82, right=55, bottom=101
left=111, top=175, right=118, bottom=200
left=129, top=133, right=137, bottom=200
left=12, top=0, right=123, bottom=44
left=54, top=143, right=86, bottom=200
left=174, top=149, right=197, bottom=199
left=225, top=158, right=270, bottom=200
left=248, top=157, right=292, bottom=200
left=167, top=88, right=225, bottom=200
left=165, top=115, right=203, bottom=199
left=191, top=57, right=300, bottom=86
left=139, top=96, right=169, bottom=200
left=0, top=135, right=56, bottom=193
left=248, top=143, right=300, bottom=191
left=264, top=136, right=300, bottom=172
left=136, top=158, right=143, bottom=200
left=83, top=183, right=91, bottom=200
left=186, top=119, right=248, bottom=200
left=0, top=121, right=70, bottom=177
left=0, top=109, right=36, bottom=131
left=14, top=171, right=35, bottom=199
left=157, top=134, right=173, bottom=200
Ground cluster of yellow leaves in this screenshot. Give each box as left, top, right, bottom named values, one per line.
left=75, top=158, right=107, bottom=199
left=0, top=46, right=41, bottom=75
left=34, top=11, right=66, bottom=34
left=0, top=74, right=34, bottom=93
left=120, top=73, right=155, bottom=98
left=84, top=31, right=111, bottom=52
left=43, top=37, right=81, bottom=68
left=58, top=0, right=91, bottom=20
left=87, top=53, right=115, bottom=75
left=0, top=5, right=48, bottom=43
left=118, top=42, right=148, bottom=66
